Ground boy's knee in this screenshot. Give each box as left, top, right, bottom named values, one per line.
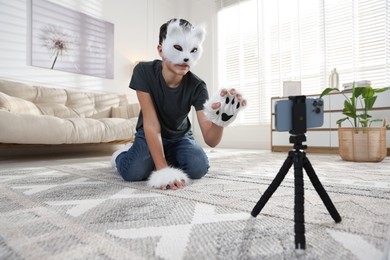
left=183, top=157, right=209, bottom=179
left=116, top=155, right=153, bottom=182
left=120, top=170, right=142, bottom=182
left=187, top=167, right=208, bottom=179
left=119, top=167, right=151, bottom=182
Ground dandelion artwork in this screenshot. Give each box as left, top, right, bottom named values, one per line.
left=39, top=25, right=74, bottom=69
left=31, top=0, right=114, bottom=78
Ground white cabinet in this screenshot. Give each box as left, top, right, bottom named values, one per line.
left=271, top=91, right=390, bottom=154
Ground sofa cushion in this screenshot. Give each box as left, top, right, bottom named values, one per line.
left=0, top=79, right=38, bottom=101
left=90, top=108, right=112, bottom=119
left=35, top=103, right=79, bottom=118
left=0, top=111, right=73, bottom=144
left=66, top=117, right=137, bottom=143
left=65, top=90, right=96, bottom=118
left=0, top=92, right=42, bottom=115
left=112, top=104, right=140, bottom=119
left=0, top=110, right=137, bottom=144
left=0, top=79, right=132, bottom=119
left=99, top=117, right=138, bottom=142
left=0, top=78, right=139, bottom=145
left=34, top=85, right=67, bottom=104
left=93, top=93, right=128, bottom=114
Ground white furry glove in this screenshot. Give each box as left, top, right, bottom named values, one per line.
left=147, top=167, right=189, bottom=189
left=204, top=88, right=246, bottom=127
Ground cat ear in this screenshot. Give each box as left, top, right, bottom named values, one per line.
left=191, top=24, right=206, bottom=44
left=166, top=20, right=182, bottom=39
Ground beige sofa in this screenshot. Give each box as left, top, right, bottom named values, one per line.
left=0, top=79, right=139, bottom=145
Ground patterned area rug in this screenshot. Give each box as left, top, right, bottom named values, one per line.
left=1, top=149, right=390, bottom=260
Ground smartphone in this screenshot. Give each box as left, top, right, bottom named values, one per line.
left=275, top=97, right=324, bottom=132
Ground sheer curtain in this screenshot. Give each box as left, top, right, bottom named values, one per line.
left=216, top=0, right=390, bottom=125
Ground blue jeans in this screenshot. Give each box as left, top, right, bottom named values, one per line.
left=115, top=129, right=209, bottom=182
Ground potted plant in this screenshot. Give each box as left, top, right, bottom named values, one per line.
left=320, top=84, right=390, bottom=162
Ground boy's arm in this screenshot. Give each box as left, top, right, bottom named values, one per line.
left=196, top=110, right=223, bottom=147
left=136, top=91, right=188, bottom=190
left=137, top=91, right=168, bottom=170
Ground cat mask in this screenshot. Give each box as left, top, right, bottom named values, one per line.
left=161, top=20, right=206, bottom=68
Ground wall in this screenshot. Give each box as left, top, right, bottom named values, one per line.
left=0, top=0, right=186, bottom=103
left=0, top=0, right=270, bottom=150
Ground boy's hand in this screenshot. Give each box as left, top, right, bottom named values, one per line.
left=147, top=167, right=189, bottom=190
left=204, top=88, right=246, bottom=127
left=162, top=179, right=186, bottom=190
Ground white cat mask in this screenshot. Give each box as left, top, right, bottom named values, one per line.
left=161, top=20, right=206, bottom=68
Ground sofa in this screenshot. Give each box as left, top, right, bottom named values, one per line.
left=0, top=79, right=139, bottom=145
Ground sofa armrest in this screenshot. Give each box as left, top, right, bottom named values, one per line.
left=111, top=103, right=140, bottom=119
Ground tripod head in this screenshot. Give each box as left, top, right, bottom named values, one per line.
left=290, top=134, right=307, bottom=151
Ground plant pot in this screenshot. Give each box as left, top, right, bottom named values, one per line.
left=338, top=127, right=387, bottom=162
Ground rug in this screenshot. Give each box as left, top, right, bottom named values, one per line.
left=1, top=149, right=390, bottom=260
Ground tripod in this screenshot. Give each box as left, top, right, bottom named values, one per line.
left=251, top=134, right=342, bottom=251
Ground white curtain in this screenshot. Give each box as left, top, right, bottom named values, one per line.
left=216, top=0, right=390, bottom=125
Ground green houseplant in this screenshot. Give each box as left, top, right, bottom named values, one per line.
left=320, top=84, right=390, bottom=162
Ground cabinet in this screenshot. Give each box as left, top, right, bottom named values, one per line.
left=271, top=91, right=390, bottom=155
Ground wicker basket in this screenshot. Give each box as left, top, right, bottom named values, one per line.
left=338, top=127, right=387, bottom=162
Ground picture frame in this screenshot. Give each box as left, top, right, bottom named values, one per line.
left=31, top=0, right=114, bottom=79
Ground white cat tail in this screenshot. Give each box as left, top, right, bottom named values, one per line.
left=147, top=167, right=189, bottom=188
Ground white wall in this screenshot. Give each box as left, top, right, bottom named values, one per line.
left=0, top=0, right=186, bottom=103
left=0, top=0, right=270, bottom=150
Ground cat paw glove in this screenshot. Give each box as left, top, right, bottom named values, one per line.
left=204, top=89, right=246, bottom=127
left=147, top=167, right=189, bottom=189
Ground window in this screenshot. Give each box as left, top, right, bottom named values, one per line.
left=216, top=0, right=390, bottom=125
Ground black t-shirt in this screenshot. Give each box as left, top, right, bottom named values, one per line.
left=129, top=60, right=209, bottom=139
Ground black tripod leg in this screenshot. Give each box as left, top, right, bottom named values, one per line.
left=302, top=156, right=342, bottom=223
left=251, top=153, right=293, bottom=217
left=293, top=151, right=306, bottom=250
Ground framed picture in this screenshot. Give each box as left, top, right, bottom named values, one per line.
left=31, top=0, right=114, bottom=79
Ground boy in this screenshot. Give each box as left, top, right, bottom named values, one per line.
left=111, top=18, right=246, bottom=190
